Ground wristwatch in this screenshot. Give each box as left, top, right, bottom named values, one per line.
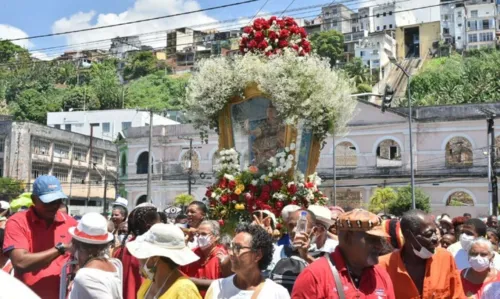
left=55, top=242, right=66, bottom=255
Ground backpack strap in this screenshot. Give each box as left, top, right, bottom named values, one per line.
left=326, top=254, right=345, bottom=299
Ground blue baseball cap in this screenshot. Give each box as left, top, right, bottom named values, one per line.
left=33, top=175, right=68, bottom=203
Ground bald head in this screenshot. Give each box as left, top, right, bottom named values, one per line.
left=400, top=209, right=430, bottom=236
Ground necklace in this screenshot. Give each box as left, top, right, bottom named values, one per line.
left=144, top=270, right=175, bottom=299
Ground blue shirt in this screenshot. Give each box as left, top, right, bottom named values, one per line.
left=277, top=233, right=290, bottom=246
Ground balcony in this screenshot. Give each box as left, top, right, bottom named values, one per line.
left=344, top=30, right=368, bottom=43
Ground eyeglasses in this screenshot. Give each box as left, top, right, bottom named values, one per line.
left=229, top=242, right=253, bottom=255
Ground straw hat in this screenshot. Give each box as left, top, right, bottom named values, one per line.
left=126, top=223, right=199, bottom=266
left=69, top=212, right=114, bottom=245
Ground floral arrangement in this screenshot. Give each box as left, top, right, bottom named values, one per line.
left=239, top=16, right=311, bottom=56
left=206, top=146, right=328, bottom=222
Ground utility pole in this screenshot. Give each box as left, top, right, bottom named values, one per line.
left=488, top=117, right=498, bottom=215
left=147, top=110, right=153, bottom=203
left=103, top=179, right=108, bottom=215
left=86, top=123, right=100, bottom=207
left=179, top=136, right=202, bottom=195
left=332, top=132, right=337, bottom=206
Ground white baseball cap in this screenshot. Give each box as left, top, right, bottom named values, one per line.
left=0, top=201, right=9, bottom=210
left=308, top=205, right=335, bottom=228
left=126, top=223, right=199, bottom=266
left=113, top=197, right=128, bottom=208
left=68, top=212, right=114, bottom=245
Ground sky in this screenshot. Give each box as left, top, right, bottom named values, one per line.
left=0, top=0, right=349, bottom=61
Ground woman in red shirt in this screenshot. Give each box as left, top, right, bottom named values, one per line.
left=113, top=204, right=160, bottom=299
left=180, top=220, right=230, bottom=297
left=460, top=237, right=500, bottom=298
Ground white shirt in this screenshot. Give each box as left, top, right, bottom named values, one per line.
left=69, top=268, right=122, bottom=299
left=448, top=241, right=500, bottom=270
left=0, top=270, right=40, bottom=299
left=207, top=275, right=290, bottom=299
left=317, top=237, right=338, bottom=253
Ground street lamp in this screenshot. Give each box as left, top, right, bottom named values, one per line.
left=384, top=49, right=416, bottom=210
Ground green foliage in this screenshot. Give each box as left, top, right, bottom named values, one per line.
left=343, top=58, right=371, bottom=85
left=125, top=72, right=189, bottom=110
left=0, top=40, right=29, bottom=63
left=369, top=187, right=397, bottom=214
left=124, top=51, right=158, bottom=81
left=61, top=86, right=100, bottom=111
left=357, top=83, right=372, bottom=93
left=310, top=30, right=344, bottom=67
left=89, top=61, right=121, bottom=109
left=387, top=185, right=431, bottom=216
left=174, top=193, right=194, bottom=206
left=9, top=89, right=62, bottom=124
left=409, top=50, right=500, bottom=106
left=0, top=177, right=25, bottom=201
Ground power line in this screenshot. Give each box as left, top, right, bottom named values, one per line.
left=280, top=0, right=299, bottom=17
left=6, top=0, right=260, bottom=42
left=251, top=0, right=272, bottom=21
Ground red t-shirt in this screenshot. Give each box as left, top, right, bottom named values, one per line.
left=180, top=245, right=227, bottom=297
left=291, top=248, right=396, bottom=299
left=2, top=208, right=77, bottom=299
left=113, top=237, right=143, bottom=299
left=460, top=268, right=500, bottom=298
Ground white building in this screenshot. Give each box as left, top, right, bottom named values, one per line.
left=109, top=36, right=142, bottom=59
left=321, top=4, right=355, bottom=33
left=355, top=32, right=396, bottom=79
left=47, top=109, right=179, bottom=141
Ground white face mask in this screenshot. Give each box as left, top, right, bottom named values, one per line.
left=197, top=235, right=212, bottom=249
left=410, top=232, right=434, bottom=259
left=141, top=258, right=158, bottom=281
left=460, top=234, right=475, bottom=252
left=469, top=255, right=491, bottom=272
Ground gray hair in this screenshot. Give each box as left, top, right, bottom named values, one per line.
left=468, top=237, right=495, bottom=255
left=200, top=220, right=220, bottom=237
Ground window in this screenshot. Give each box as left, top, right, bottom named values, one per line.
left=383, top=25, right=387, bottom=30
left=102, top=122, right=110, bottom=133
left=483, top=19, right=490, bottom=30
left=0, top=161, right=3, bottom=177
left=443, top=28, right=450, bottom=34
left=373, top=49, right=379, bottom=55
left=54, top=124, right=61, bottom=129
left=376, top=14, right=380, bottom=18
left=457, top=12, right=462, bottom=18
left=90, top=172, right=102, bottom=185
left=136, top=152, right=151, bottom=174
left=457, top=36, right=462, bottom=40
left=360, top=51, right=365, bottom=57
left=332, top=21, right=338, bottom=27
left=471, top=10, right=478, bottom=18
left=71, top=171, right=86, bottom=184
left=122, top=122, right=132, bottom=131
left=383, top=12, right=387, bottom=17
left=468, top=33, right=478, bottom=43
left=389, top=24, right=393, bottom=29
left=377, top=26, right=380, bottom=31
left=446, top=137, right=473, bottom=167
left=73, top=147, right=87, bottom=162
left=31, top=164, right=49, bottom=179
left=443, top=14, right=449, bottom=21
left=106, top=154, right=117, bottom=167
left=54, top=144, right=70, bottom=159
left=364, top=15, right=368, bottom=18
left=458, top=23, right=462, bottom=27
left=360, top=23, right=364, bottom=29
left=480, top=32, right=494, bottom=42
left=388, top=11, right=392, bottom=16
left=335, top=142, right=357, bottom=167
left=32, top=139, right=50, bottom=156
left=0, top=138, right=4, bottom=153
left=373, top=59, right=380, bottom=64
left=65, top=124, right=71, bottom=131
left=331, top=8, right=337, bottom=14
left=468, top=21, right=477, bottom=31
left=120, top=153, right=127, bottom=176
left=92, top=151, right=103, bottom=165
left=53, top=167, right=68, bottom=182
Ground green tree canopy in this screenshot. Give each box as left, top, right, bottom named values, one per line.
left=124, top=51, right=158, bottom=81
left=61, top=86, right=100, bottom=111
left=369, top=187, right=397, bottom=214
left=310, top=30, right=344, bottom=67
left=0, top=40, right=29, bottom=63
left=343, top=58, right=371, bottom=85
left=0, top=177, right=25, bottom=202
left=89, top=60, right=121, bottom=109
left=387, top=185, right=431, bottom=216
left=9, top=88, right=63, bottom=124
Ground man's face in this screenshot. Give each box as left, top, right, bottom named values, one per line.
left=287, top=210, right=315, bottom=241
left=440, top=234, right=456, bottom=249
left=344, top=231, right=385, bottom=268
left=488, top=216, right=498, bottom=228
left=487, top=231, right=499, bottom=252
left=461, top=224, right=479, bottom=238
left=33, top=196, right=62, bottom=221
left=229, top=232, right=261, bottom=273
left=410, top=215, right=439, bottom=254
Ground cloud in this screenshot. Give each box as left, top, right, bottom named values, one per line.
left=52, top=0, right=219, bottom=51
left=0, top=24, right=34, bottom=49
left=31, top=51, right=53, bottom=61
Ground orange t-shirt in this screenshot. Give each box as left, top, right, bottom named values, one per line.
left=460, top=268, right=500, bottom=298
left=378, top=248, right=465, bottom=299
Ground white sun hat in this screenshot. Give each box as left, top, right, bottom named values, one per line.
left=308, top=205, right=336, bottom=228
left=281, top=204, right=300, bottom=221
left=68, top=212, right=114, bottom=245
left=126, top=223, right=199, bottom=266
left=113, top=197, right=128, bottom=208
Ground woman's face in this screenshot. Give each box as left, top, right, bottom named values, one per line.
left=487, top=231, right=499, bottom=252
left=186, top=205, right=204, bottom=228
left=469, top=242, right=493, bottom=263
left=111, top=209, right=125, bottom=226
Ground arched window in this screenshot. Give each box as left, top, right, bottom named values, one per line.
left=446, top=191, right=474, bottom=206
left=136, top=151, right=151, bottom=174
left=136, top=195, right=147, bottom=206
left=182, top=150, right=200, bottom=172
left=335, top=142, right=357, bottom=168
left=120, top=153, right=127, bottom=176
left=445, top=137, right=473, bottom=167
left=376, top=139, right=402, bottom=167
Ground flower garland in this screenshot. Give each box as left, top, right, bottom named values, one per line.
left=239, top=16, right=311, bottom=56
left=206, top=146, right=328, bottom=222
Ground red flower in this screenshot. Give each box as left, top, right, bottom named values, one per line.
left=248, top=185, right=257, bottom=193
left=231, top=193, right=239, bottom=202
left=228, top=180, right=237, bottom=190
left=219, top=178, right=227, bottom=189
left=305, top=182, right=314, bottom=189
left=291, top=44, right=299, bottom=52
left=244, top=192, right=253, bottom=202
left=247, top=40, right=258, bottom=49
left=268, top=16, right=278, bottom=25
left=289, top=26, right=299, bottom=35
left=276, top=223, right=282, bottom=230
left=261, top=204, right=273, bottom=211
left=209, top=199, right=216, bottom=207
left=260, top=192, right=270, bottom=202
left=253, top=18, right=269, bottom=30
left=205, top=188, right=212, bottom=198
left=279, top=29, right=290, bottom=39
left=218, top=219, right=225, bottom=226
left=276, top=20, right=286, bottom=29
left=220, top=194, right=229, bottom=204
left=291, top=200, right=298, bottom=205
left=271, top=179, right=283, bottom=192
left=268, top=31, right=278, bottom=41
left=239, top=45, right=246, bottom=53
left=255, top=200, right=264, bottom=209
left=265, top=51, right=273, bottom=57
left=278, top=40, right=289, bottom=48
left=258, top=40, right=269, bottom=51
left=275, top=201, right=284, bottom=209
left=298, top=27, right=307, bottom=38
left=243, top=26, right=253, bottom=34
left=261, top=185, right=271, bottom=193
left=284, top=17, right=297, bottom=27
left=254, top=31, right=265, bottom=42
left=240, top=37, right=248, bottom=45
left=287, top=183, right=298, bottom=195
left=301, top=39, right=311, bottom=49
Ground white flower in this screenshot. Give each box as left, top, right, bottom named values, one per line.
left=290, top=143, right=296, bottom=150
left=224, top=174, right=235, bottom=181
left=260, top=175, right=266, bottom=180
left=268, top=172, right=273, bottom=177
left=287, top=182, right=295, bottom=187
left=279, top=158, right=285, bottom=165
left=265, top=46, right=273, bottom=52
left=242, top=33, right=249, bottom=38
left=251, top=180, right=258, bottom=186
left=287, top=154, right=294, bottom=161
left=269, top=157, right=277, bottom=166
left=211, top=193, right=216, bottom=198
left=285, top=147, right=290, bottom=152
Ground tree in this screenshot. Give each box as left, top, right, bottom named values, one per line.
left=174, top=193, right=194, bottom=206
left=0, top=40, right=29, bottom=63
left=356, top=83, right=372, bottom=94
left=0, top=177, right=24, bottom=201
left=309, top=30, right=344, bottom=67
left=369, top=187, right=397, bottom=214
left=61, top=86, right=100, bottom=111
left=123, top=51, right=158, bottom=81
left=89, top=61, right=121, bottom=109
left=387, top=185, right=431, bottom=216
left=9, top=88, right=63, bottom=124
left=343, top=58, right=371, bottom=85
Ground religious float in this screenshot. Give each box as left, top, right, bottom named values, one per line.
left=186, top=16, right=355, bottom=229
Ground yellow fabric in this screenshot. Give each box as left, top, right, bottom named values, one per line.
left=137, top=276, right=202, bottom=299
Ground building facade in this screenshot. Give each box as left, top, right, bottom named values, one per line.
left=47, top=109, right=179, bottom=141
left=0, top=121, right=118, bottom=215
left=355, top=31, right=396, bottom=79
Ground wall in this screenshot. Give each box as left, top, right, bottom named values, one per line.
left=395, top=21, right=441, bottom=59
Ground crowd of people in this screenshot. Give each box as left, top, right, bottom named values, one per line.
left=3, top=175, right=500, bottom=298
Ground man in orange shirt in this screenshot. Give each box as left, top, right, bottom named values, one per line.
left=378, top=209, right=465, bottom=298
